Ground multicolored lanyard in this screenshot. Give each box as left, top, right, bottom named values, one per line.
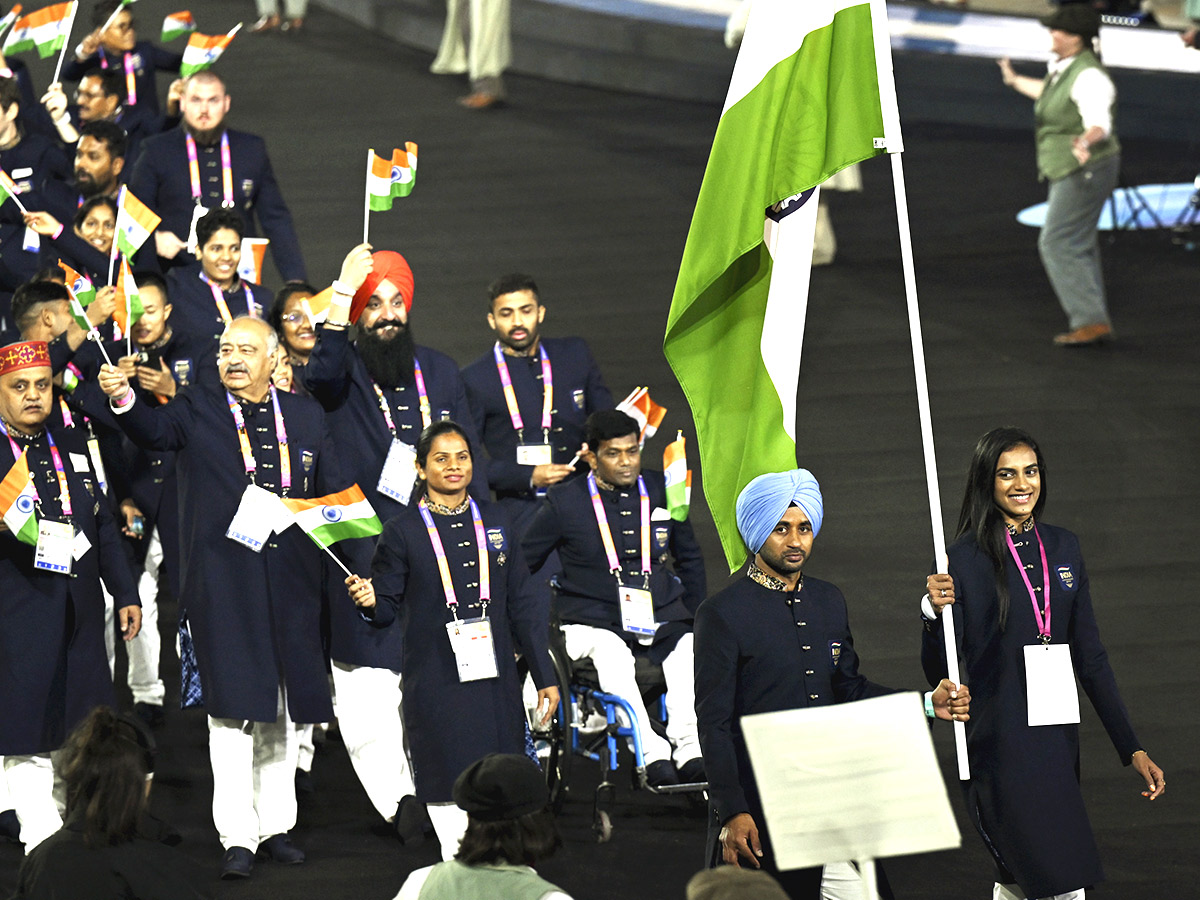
left=1006, top=525, right=1052, bottom=642
left=58, top=397, right=74, bottom=428
left=370, top=360, right=432, bottom=439
left=200, top=271, right=237, bottom=325
left=185, top=132, right=234, bottom=208
left=493, top=342, right=552, bottom=443
left=418, top=497, right=491, bottom=620
left=2, top=420, right=72, bottom=518
left=99, top=52, right=138, bottom=106
left=587, top=473, right=650, bottom=586
left=225, top=387, right=291, bottom=493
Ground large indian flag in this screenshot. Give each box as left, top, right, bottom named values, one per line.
left=0, top=450, right=39, bottom=546
left=282, top=485, right=383, bottom=549
left=663, top=0, right=902, bottom=570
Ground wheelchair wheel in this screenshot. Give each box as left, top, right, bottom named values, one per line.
left=523, top=644, right=573, bottom=812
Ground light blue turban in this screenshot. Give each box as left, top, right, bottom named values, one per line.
left=735, top=468, right=824, bottom=554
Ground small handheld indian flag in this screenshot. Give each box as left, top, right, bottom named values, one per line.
left=180, top=24, right=241, bottom=78
left=237, top=237, right=269, bottom=284
left=301, top=287, right=334, bottom=326
left=367, top=144, right=418, bottom=212
left=663, top=431, right=692, bottom=522
left=114, top=186, right=161, bottom=259
left=161, top=10, right=195, bottom=42
left=113, top=255, right=144, bottom=333
left=60, top=260, right=97, bottom=330
left=2, top=1, right=73, bottom=58
left=617, top=387, right=667, bottom=444
left=281, top=485, right=383, bottom=550
left=0, top=450, right=40, bottom=546
left=0, top=6, right=23, bottom=41
left=0, top=169, right=29, bottom=214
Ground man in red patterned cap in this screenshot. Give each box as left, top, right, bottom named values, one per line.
left=0, top=340, right=140, bottom=855
left=297, top=244, right=483, bottom=840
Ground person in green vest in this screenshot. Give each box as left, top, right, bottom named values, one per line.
left=998, top=5, right=1119, bottom=347
left=391, top=754, right=571, bottom=900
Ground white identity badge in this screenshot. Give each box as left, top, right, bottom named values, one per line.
left=516, top=443, right=553, bottom=466
left=186, top=204, right=210, bottom=254
left=22, top=227, right=40, bottom=253
left=1024, top=643, right=1080, bottom=726
left=72, top=528, right=92, bottom=561
left=377, top=439, right=418, bottom=504
left=35, top=520, right=75, bottom=573
left=446, top=617, right=499, bottom=682
left=619, top=585, right=657, bottom=636
left=225, top=484, right=283, bottom=552
left=68, top=452, right=90, bottom=473
left=86, top=437, right=110, bottom=492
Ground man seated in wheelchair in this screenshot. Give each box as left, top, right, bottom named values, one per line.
left=522, top=409, right=707, bottom=787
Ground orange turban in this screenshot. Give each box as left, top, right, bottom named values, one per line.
left=350, top=251, right=415, bottom=324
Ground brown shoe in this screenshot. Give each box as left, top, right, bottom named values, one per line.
left=457, top=91, right=503, bottom=110
left=250, top=14, right=281, bottom=33
left=281, top=17, right=304, bottom=33
left=1053, top=323, right=1114, bottom=346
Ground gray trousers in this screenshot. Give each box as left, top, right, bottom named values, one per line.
left=1038, top=154, right=1119, bottom=330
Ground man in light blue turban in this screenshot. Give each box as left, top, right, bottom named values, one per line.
left=693, top=467, right=971, bottom=900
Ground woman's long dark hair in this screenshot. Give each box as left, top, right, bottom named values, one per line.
left=455, top=806, right=562, bottom=867
left=60, top=707, right=151, bottom=847
left=955, top=427, right=1048, bottom=631
left=410, top=419, right=472, bottom=505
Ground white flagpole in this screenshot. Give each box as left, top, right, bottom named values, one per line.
left=868, top=0, right=968, bottom=780
left=97, top=0, right=129, bottom=39
left=363, top=149, right=373, bottom=245
left=109, top=187, right=124, bottom=287
left=52, top=2, right=80, bottom=86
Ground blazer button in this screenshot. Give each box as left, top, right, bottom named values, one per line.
left=809, top=694, right=819, bottom=700
left=801, top=645, right=811, bottom=651
left=805, top=669, right=814, bottom=676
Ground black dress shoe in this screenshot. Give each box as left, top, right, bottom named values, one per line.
left=645, top=759, right=680, bottom=787
left=394, top=794, right=428, bottom=844
left=220, top=846, right=254, bottom=879
left=295, top=768, right=316, bottom=794
left=0, top=809, right=20, bottom=842
left=258, top=833, right=305, bottom=864
left=134, top=702, right=165, bottom=727
left=677, top=758, right=706, bottom=784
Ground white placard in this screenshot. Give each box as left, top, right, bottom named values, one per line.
left=1024, top=643, right=1080, bottom=727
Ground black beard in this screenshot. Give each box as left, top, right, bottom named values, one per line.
left=357, top=323, right=416, bottom=388
left=184, top=123, right=225, bottom=146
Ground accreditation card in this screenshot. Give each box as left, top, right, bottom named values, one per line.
left=516, top=443, right=553, bottom=466
left=377, top=439, right=418, bottom=504
left=1024, top=643, right=1081, bottom=726
left=619, top=584, right=657, bottom=636
left=446, top=617, right=500, bottom=682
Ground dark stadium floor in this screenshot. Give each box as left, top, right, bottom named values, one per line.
left=2, top=0, right=1197, bottom=897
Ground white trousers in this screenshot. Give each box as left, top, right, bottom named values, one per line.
left=430, top=0, right=511, bottom=88
left=561, top=625, right=700, bottom=766
left=128, top=527, right=166, bottom=706
left=426, top=801, right=469, bottom=861
left=330, top=661, right=415, bottom=820
left=4, top=752, right=64, bottom=854
left=208, top=687, right=299, bottom=851
left=821, top=862, right=863, bottom=900
left=994, top=884, right=1084, bottom=900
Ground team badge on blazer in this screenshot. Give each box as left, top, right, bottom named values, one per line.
left=438, top=408, right=452, bottom=421
left=173, top=359, right=193, bottom=386
left=829, top=641, right=842, bottom=670
left=241, top=179, right=254, bottom=195
left=486, top=527, right=507, bottom=552
left=573, top=389, right=585, bottom=410
left=654, top=525, right=670, bottom=550
left=301, top=450, right=315, bottom=472
left=1057, top=566, right=1075, bottom=589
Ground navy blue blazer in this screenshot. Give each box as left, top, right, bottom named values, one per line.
left=165, top=265, right=273, bottom=376
left=112, top=383, right=341, bottom=723
left=62, top=41, right=184, bottom=117
left=0, top=133, right=72, bottom=296
left=461, top=336, right=612, bottom=502
left=128, top=127, right=306, bottom=281
left=922, top=525, right=1140, bottom=898
left=522, top=469, right=706, bottom=655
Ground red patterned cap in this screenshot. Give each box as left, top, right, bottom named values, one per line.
left=350, top=251, right=415, bottom=324
left=0, top=342, right=51, bottom=377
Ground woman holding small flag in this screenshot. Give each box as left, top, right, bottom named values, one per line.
left=351, top=419, right=559, bottom=861
left=24, top=194, right=115, bottom=282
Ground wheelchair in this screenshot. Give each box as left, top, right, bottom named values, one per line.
left=524, top=599, right=708, bottom=842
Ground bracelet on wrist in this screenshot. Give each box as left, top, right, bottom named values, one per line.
left=924, top=692, right=936, bottom=719
left=331, top=279, right=354, bottom=297
left=113, top=388, right=136, bottom=409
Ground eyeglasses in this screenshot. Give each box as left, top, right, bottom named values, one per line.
left=281, top=313, right=311, bottom=325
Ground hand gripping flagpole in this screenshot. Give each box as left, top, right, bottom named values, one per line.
left=869, top=0, right=968, bottom=781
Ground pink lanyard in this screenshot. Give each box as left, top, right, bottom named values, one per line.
left=370, top=360, right=432, bottom=438
left=1, top=421, right=71, bottom=517
left=1006, top=526, right=1051, bottom=642
left=200, top=272, right=248, bottom=325
left=99, top=52, right=138, bottom=106
left=58, top=397, right=74, bottom=428
left=226, top=387, right=291, bottom=493
left=418, top=497, right=491, bottom=619
left=492, top=343, right=552, bottom=443
left=185, top=132, right=234, bottom=208
left=587, top=473, right=649, bottom=585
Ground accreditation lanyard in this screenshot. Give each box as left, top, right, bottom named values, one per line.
left=493, top=342, right=552, bottom=443
left=200, top=272, right=238, bottom=325
left=1006, top=526, right=1052, bottom=642
left=587, top=473, right=649, bottom=587
left=370, top=360, right=432, bottom=438
left=226, top=387, right=291, bottom=493
left=185, top=132, right=234, bottom=208
left=1, top=421, right=71, bottom=517
left=58, top=397, right=74, bottom=428
left=99, top=52, right=138, bottom=106
left=418, top=497, right=490, bottom=620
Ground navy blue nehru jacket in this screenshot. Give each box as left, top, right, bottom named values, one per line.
left=694, top=573, right=894, bottom=825
left=461, top=336, right=613, bottom=502
left=522, top=470, right=706, bottom=657
left=128, top=127, right=306, bottom=281
left=62, top=41, right=184, bottom=117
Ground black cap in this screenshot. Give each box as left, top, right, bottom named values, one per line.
left=1041, top=4, right=1101, bottom=39
left=452, top=754, right=548, bottom=822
